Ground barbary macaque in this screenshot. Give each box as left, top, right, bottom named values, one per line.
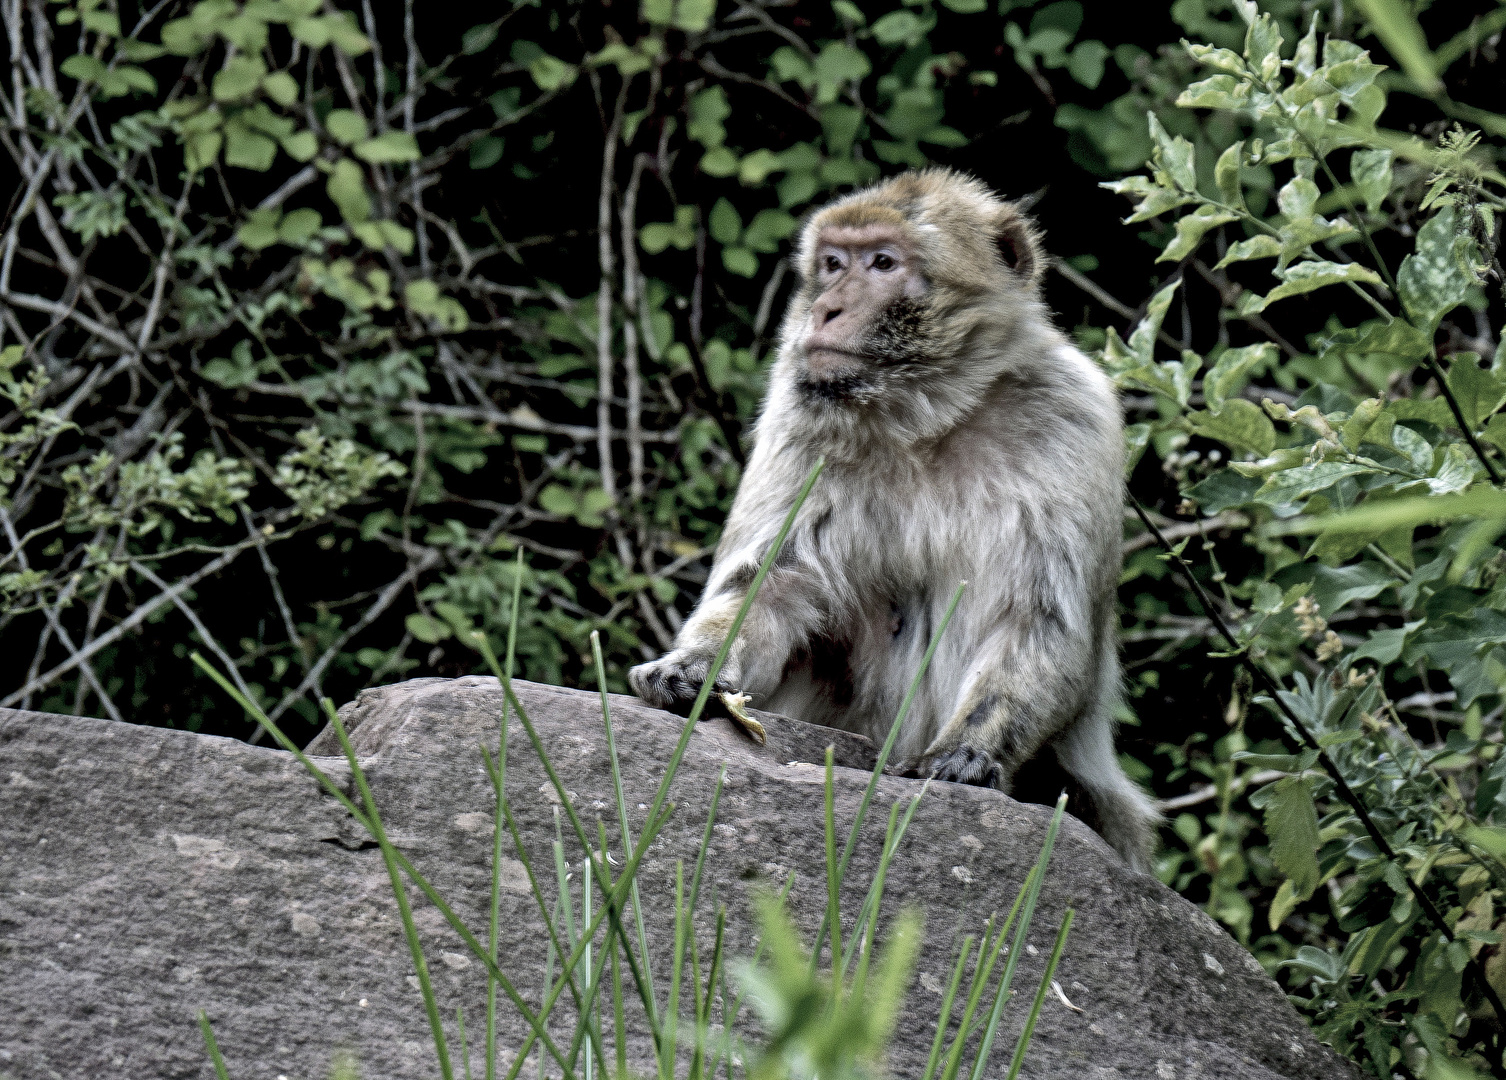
left=630, top=169, right=1156, bottom=870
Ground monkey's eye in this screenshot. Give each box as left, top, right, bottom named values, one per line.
left=871, top=252, right=895, bottom=271
left=824, top=254, right=842, bottom=273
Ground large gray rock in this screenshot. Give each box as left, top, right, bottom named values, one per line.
left=0, top=677, right=1356, bottom=1080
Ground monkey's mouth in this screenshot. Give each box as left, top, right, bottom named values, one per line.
left=796, top=371, right=871, bottom=403
left=804, top=345, right=871, bottom=366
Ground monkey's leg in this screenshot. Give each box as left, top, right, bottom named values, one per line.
left=918, top=620, right=1095, bottom=793
left=921, top=687, right=1053, bottom=793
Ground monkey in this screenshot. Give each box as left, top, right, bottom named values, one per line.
left=629, top=168, right=1158, bottom=871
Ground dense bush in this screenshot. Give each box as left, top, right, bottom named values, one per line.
left=5, top=0, right=1506, bottom=1074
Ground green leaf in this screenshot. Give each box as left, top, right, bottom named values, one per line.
left=462, top=23, right=497, bottom=54
left=708, top=198, right=741, bottom=245
left=1350, top=148, right=1394, bottom=213
left=820, top=105, right=862, bottom=155
left=237, top=209, right=281, bottom=251
left=1213, top=141, right=1244, bottom=208
left=1147, top=112, right=1196, bottom=193
left=1265, top=777, right=1321, bottom=899
left=1186, top=399, right=1275, bottom=457
left=1253, top=461, right=1374, bottom=508
left=1398, top=206, right=1475, bottom=334
left=1214, top=234, right=1281, bottom=269
left=1268, top=879, right=1302, bottom=931
left=1278, top=485, right=1506, bottom=535
left=871, top=10, right=923, bottom=46
left=326, top=159, right=371, bottom=224
left=406, top=612, right=451, bottom=644
left=1445, top=353, right=1506, bottom=430
left=404, top=280, right=469, bottom=332
left=1319, top=318, right=1431, bottom=364
left=469, top=136, right=504, bottom=170
left=722, top=246, right=758, bottom=277
left=81, top=9, right=120, bottom=36
left=1310, top=561, right=1393, bottom=614
left=813, top=41, right=871, bottom=101
left=261, top=71, right=299, bottom=107
left=742, top=209, right=798, bottom=253
left=277, top=208, right=322, bottom=245
left=1066, top=40, right=1110, bottom=89
left=223, top=123, right=278, bottom=170
left=1158, top=205, right=1239, bottom=263
left=530, top=55, right=576, bottom=92
left=354, top=131, right=420, bottom=164
left=183, top=129, right=223, bottom=172
left=324, top=109, right=368, bottom=146
left=280, top=130, right=318, bottom=162
left=1177, top=73, right=1251, bottom=110
left=60, top=53, right=107, bottom=85
left=212, top=55, right=266, bottom=102
left=939, top=0, right=986, bottom=11
left=351, top=220, right=415, bottom=256
left=831, top=0, right=865, bottom=25
left=1242, top=260, right=1385, bottom=314
left=686, top=86, right=730, bottom=147
left=699, top=147, right=737, bottom=177
left=1349, top=625, right=1412, bottom=667
left=1205, top=343, right=1276, bottom=410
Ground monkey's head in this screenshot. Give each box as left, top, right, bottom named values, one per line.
left=773, top=169, right=1046, bottom=442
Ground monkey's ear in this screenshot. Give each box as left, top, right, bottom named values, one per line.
left=993, top=204, right=1045, bottom=291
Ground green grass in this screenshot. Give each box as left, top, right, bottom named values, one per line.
left=192, top=462, right=1075, bottom=1079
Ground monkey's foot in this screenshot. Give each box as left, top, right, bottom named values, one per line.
left=628, top=650, right=734, bottom=715
left=928, top=745, right=1006, bottom=789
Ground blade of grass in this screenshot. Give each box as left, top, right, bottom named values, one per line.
left=919, top=934, right=975, bottom=1080
left=588, top=629, right=661, bottom=1044
left=327, top=699, right=455, bottom=1080
left=540, top=893, right=562, bottom=1080
left=480, top=743, right=595, bottom=1039
left=809, top=582, right=966, bottom=967
left=849, top=801, right=903, bottom=999
left=839, top=790, right=926, bottom=981
left=198, top=1011, right=231, bottom=1080
left=687, top=766, right=727, bottom=919
left=936, top=909, right=1014, bottom=1080
left=964, top=794, right=1069, bottom=1080
left=583, top=854, right=594, bottom=1080
left=459, top=1005, right=473, bottom=1080
left=1002, top=909, right=1075, bottom=1080
left=824, top=746, right=842, bottom=974
left=664, top=861, right=688, bottom=1080
left=487, top=547, right=525, bottom=1080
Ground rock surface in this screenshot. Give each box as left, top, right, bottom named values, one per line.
left=0, top=677, right=1356, bottom=1080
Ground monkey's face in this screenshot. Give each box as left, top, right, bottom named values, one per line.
left=795, top=224, right=931, bottom=402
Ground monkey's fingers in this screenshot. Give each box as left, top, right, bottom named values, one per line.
left=928, top=745, right=1005, bottom=789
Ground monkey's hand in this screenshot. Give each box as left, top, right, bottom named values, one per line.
left=927, top=745, right=1006, bottom=790
left=628, top=649, right=741, bottom=716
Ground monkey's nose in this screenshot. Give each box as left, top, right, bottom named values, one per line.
left=821, top=307, right=842, bottom=325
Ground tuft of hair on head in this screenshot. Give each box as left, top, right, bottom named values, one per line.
left=797, top=167, right=1046, bottom=294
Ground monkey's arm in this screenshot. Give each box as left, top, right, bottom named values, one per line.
left=628, top=465, right=829, bottom=713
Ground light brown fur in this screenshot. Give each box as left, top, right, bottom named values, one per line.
left=630, top=169, right=1157, bottom=870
